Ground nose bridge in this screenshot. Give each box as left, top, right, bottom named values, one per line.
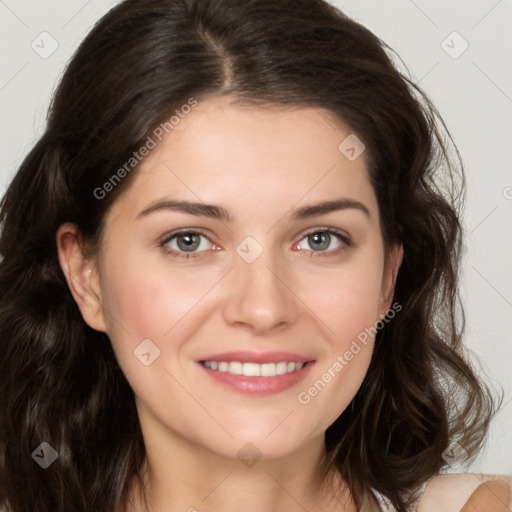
left=222, top=235, right=299, bottom=333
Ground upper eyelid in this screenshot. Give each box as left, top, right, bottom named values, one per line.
left=161, top=228, right=214, bottom=245
left=301, top=226, right=350, bottom=240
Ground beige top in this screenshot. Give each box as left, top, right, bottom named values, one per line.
left=374, top=473, right=512, bottom=512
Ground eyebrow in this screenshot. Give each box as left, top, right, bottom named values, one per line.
left=136, top=197, right=371, bottom=222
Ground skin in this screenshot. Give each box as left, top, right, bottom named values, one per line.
left=57, top=95, right=403, bottom=512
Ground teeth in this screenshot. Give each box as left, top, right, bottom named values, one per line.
left=202, top=361, right=305, bottom=376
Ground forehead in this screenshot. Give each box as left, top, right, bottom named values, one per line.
left=109, top=96, right=378, bottom=226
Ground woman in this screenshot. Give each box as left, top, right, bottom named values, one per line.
left=0, top=0, right=510, bottom=511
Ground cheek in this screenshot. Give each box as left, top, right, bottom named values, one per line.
left=97, top=253, right=208, bottom=409
left=294, top=255, right=383, bottom=417
left=100, top=252, right=216, bottom=339
left=300, top=256, right=384, bottom=342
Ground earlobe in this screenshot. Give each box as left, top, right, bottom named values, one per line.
left=56, top=222, right=107, bottom=332
left=379, top=243, right=404, bottom=315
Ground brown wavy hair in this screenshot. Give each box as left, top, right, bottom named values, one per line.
left=0, top=0, right=501, bottom=511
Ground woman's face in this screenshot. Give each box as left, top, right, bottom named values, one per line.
left=64, top=95, right=402, bottom=462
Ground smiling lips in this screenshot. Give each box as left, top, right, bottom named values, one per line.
left=197, top=350, right=316, bottom=395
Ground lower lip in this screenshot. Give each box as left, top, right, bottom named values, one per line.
left=197, top=361, right=315, bottom=396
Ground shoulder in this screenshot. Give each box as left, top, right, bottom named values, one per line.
left=418, top=472, right=512, bottom=512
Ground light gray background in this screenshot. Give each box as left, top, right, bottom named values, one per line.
left=1, top=0, right=511, bottom=475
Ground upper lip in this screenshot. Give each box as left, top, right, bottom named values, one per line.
left=198, top=351, right=315, bottom=364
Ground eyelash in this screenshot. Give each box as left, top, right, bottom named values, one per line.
left=159, top=228, right=352, bottom=260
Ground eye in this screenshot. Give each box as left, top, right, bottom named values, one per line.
left=294, top=228, right=351, bottom=256
left=160, top=230, right=215, bottom=259
left=159, top=227, right=351, bottom=260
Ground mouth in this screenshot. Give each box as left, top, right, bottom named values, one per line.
left=196, top=351, right=316, bottom=395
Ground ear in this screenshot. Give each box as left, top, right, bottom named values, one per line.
left=56, top=222, right=107, bottom=332
left=378, top=242, right=403, bottom=317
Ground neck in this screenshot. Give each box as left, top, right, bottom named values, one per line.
left=122, top=410, right=356, bottom=512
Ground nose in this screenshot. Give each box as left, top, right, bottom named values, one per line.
left=222, top=244, right=300, bottom=336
